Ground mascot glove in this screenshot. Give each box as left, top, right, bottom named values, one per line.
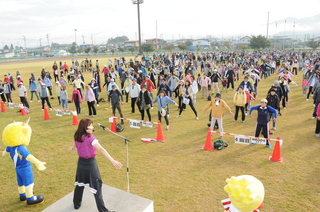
left=2, top=150, right=8, bottom=157
left=26, top=155, right=46, bottom=171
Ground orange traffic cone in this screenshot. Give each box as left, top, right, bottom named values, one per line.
left=155, top=120, right=166, bottom=142
left=0, top=100, right=7, bottom=112
left=201, top=128, right=214, bottom=151
left=43, top=106, right=51, bottom=120
left=110, top=114, right=117, bottom=132
left=268, top=137, right=283, bottom=162
left=71, top=110, right=79, bottom=125
left=20, top=103, right=27, bottom=116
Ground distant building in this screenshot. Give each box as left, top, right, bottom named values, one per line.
left=0, top=52, right=15, bottom=58
left=145, top=38, right=165, bottom=49
left=192, top=39, right=210, bottom=49
left=124, top=40, right=139, bottom=47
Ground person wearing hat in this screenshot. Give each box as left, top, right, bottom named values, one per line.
left=210, top=69, right=222, bottom=96
left=108, top=85, right=124, bottom=125
left=204, top=93, right=233, bottom=138
left=29, top=78, right=40, bottom=103
left=124, top=76, right=132, bottom=103
left=268, top=81, right=284, bottom=116
left=136, top=85, right=153, bottom=121
left=152, top=90, right=178, bottom=130
left=55, top=81, right=61, bottom=105
left=266, top=88, right=280, bottom=130
left=39, top=83, right=53, bottom=110
left=233, top=86, right=246, bottom=123
left=18, top=82, right=30, bottom=108
left=88, top=78, right=99, bottom=106
left=249, top=99, right=277, bottom=148
left=107, top=78, right=119, bottom=92
left=129, top=78, right=141, bottom=114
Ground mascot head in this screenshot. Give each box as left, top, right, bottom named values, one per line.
left=224, top=175, right=264, bottom=212
left=2, top=118, right=32, bottom=147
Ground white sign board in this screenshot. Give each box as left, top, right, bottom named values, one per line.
left=235, top=135, right=251, bottom=145
left=63, top=111, right=71, bottom=115
left=56, top=110, right=63, bottom=117
left=109, top=117, right=114, bottom=123
left=142, top=122, right=153, bottom=128
left=130, top=120, right=140, bottom=129
left=8, top=103, right=14, bottom=109
left=251, top=137, right=267, bottom=145
left=71, top=110, right=77, bottom=116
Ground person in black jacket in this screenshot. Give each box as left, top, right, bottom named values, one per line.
left=224, top=66, right=235, bottom=91
left=266, top=89, right=280, bottom=130
left=268, top=81, right=283, bottom=115
left=210, top=69, right=222, bottom=95
left=108, top=85, right=124, bottom=124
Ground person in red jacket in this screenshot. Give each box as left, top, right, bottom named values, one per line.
left=63, top=62, right=69, bottom=74
left=140, top=75, right=155, bottom=97
left=71, top=86, right=82, bottom=114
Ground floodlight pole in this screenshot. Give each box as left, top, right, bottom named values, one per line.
left=133, top=0, right=144, bottom=55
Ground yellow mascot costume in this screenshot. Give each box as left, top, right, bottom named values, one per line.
left=2, top=118, right=46, bottom=206
left=221, top=175, right=264, bottom=212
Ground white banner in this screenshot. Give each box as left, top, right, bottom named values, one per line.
left=234, top=135, right=250, bottom=145
left=142, top=122, right=153, bottom=128
left=71, top=110, right=77, bottom=116
left=130, top=120, right=140, bottom=129
left=56, top=110, right=63, bottom=117
left=8, top=103, right=14, bottom=109
left=63, top=111, right=71, bottom=115
left=251, top=137, right=267, bottom=145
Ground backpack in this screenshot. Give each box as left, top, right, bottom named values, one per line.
left=116, top=124, right=124, bottom=132
left=213, top=140, right=228, bottom=150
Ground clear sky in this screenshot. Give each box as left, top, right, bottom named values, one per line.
left=1, top=0, right=320, bottom=47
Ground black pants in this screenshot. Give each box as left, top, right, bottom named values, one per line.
left=316, top=119, right=320, bottom=134
left=47, top=86, right=52, bottom=96
left=77, top=88, right=83, bottom=98
left=255, top=123, right=270, bottom=145
left=112, top=102, right=123, bottom=121
left=121, top=82, right=125, bottom=94
left=41, top=97, right=52, bottom=109
left=178, top=96, right=186, bottom=110
left=54, top=74, right=59, bottom=82
left=307, top=86, right=314, bottom=99
left=20, top=97, right=29, bottom=108
left=0, top=93, right=5, bottom=102
left=140, top=108, right=151, bottom=121
left=179, top=97, right=197, bottom=117
left=57, top=96, right=61, bottom=105
left=131, top=97, right=137, bottom=113
left=10, top=83, right=15, bottom=91
left=5, top=93, right=12, bottom=103
left=227, top=78, right=234, bottom=89
left=74, top=101, right=81, bottom=114
left=292, top=67, right=298, bottom=75
left=87, top=101, right=96, bottom=116
left=158, top=111, right=169, bottom=125
left=125, top=92, right=129, bottom=103
left=234, top=106, right=245, bottom=121
left=282, top=91, right=288, bottom=107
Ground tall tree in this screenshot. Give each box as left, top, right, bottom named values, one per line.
left=306, top=39, right=320, bottom=50
left=93, top=46, right=99, bottom=54
left=185, top=40, right=193, bottom=46
left=224, top=41, right=231, bottom=49
left=3, top=45, right=9, bottom=50
left=84, top=47, right=91, bottom=54
left=141, top=43, right=154, bottom=53
left=10, top=44, right=14, bottom=50
left=250, top=35, right=271, bottom=50
left=69, top=42, right=78, bottom=54
left=178, top=44, right=188, bottom=52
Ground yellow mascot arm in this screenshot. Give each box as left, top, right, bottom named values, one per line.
left=26, top=154, right=46, bottom=171
left=2, top=150, right=8, bottom=157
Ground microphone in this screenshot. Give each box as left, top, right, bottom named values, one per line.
left=97, top=123, right=107, bottom=128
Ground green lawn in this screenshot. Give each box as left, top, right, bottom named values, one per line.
left=0, top=56, right=319, bottom=212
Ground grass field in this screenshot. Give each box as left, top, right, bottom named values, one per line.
left=0, top=56, right=319, bottom=212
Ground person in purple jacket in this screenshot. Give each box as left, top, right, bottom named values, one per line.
left=69, top=119, right=122, bottom=211
left=249, top=99, right=277, bottom=148
left=84, top=85, right=97, bottom=117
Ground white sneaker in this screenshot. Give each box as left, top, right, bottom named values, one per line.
left=167, top=114, right=169, bottom=117
left=196, top=117, right=199, bottom=120
left=245, top=113, right=248, bottom=116
left=176, top=115, right=181, bottom=118
left=313, top=104, right=315, bottom=107
left=30, top=100, right=33, bottom=102
left=283, top=107, right=286, bottom=109
left=38, top=100, right=40, bottom=102
left=97, top=104, right=99, bottom=106
left=316, top=134, right=320, bottom=137
left=312, top=117, right=316, bottom=119
left=306, top=99, right=309, bottom=101
left=151, top=107, right=154, bottom=109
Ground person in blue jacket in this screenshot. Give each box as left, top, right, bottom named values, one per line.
left=152, top=90, right=178, bottom=130
left=249, top=99, right=277, bottom=148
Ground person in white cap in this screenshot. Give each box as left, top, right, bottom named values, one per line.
left=55, top=81, right=61, bottom=105
left=18, top=82, right=29, bottom=108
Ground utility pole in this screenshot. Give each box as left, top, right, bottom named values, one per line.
left=266, top=11, right=270, bottom=39
left=132, top=0, right=144, bottom=55
left=22, top=36, right=26, bottom=51
left=82, top=35, right=85, bottom=44
left=46, top=33, right=50, bottom=46
left=156, top=20, right=158, bottom=49
left=91, top=34, right=94, bottom=45
left=74, top=29, right=78, bottom=44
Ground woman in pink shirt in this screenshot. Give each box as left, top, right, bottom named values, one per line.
left=69, top=119, right=122, bottom=211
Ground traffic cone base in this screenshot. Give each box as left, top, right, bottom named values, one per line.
left=43, top=106, right=51, bottom=120
left=110, top=114, right=117, bottom=132
left=20, top=107, right=27, bottom=116
left=154, top=121, right=166, bottom=142
left=0, top=101, right=7, bottom=112
left=201, top=128, right=214, bottom=151
left=71, top=110, right=79, bottom=125
left=268, top=138, right=284, bottom=163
